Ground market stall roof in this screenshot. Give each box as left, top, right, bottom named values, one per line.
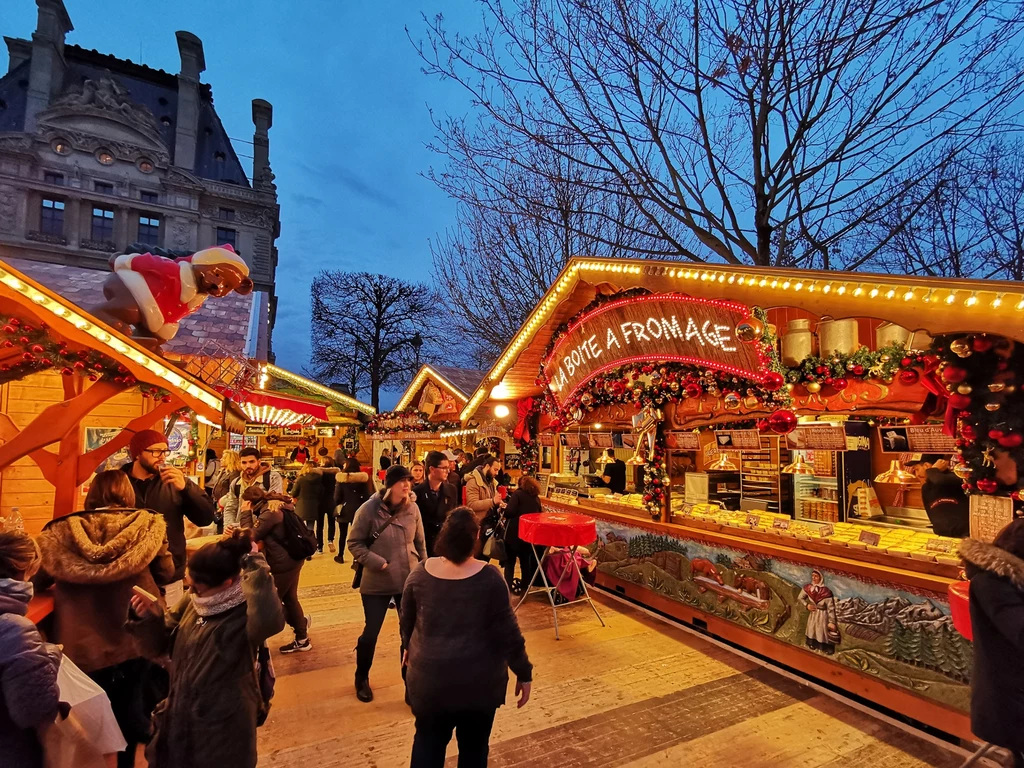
left=461, top=257, right=1024, bottom=421
left=395, top=364, right=485, bottom=411
left=257, top=363, right=375, bottom=417
left=0, top=258, right=224, bottom=421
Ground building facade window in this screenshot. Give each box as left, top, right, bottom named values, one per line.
left=219, top=208, right=235, bottom=221
left=91, top=207, right=114, bottom=242
left=94, top=181, right=114, bottom=195
left=138, top=215, right=161, bottom=246
left=215, top=226, right=236, bottom=249
left=43, top=172, right=64, bottom=186
left=96, top=150, right=114, bottom=166
left=140, top=191, right=158, bottom=204
left=40, top=198, right=64, bottom=235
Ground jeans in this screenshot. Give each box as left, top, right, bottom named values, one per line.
left=410, top=709, right=497, bottom=768
left=356, top=592, right=402, bottom=680
left=316, top=508, right=336, bottom=549
left=273, top=567, right=307, bottom=639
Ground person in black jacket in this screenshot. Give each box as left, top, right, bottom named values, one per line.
left=335, top=457, right=374, bottom=564
left=600, top=450, right=627, bottom=494
left=502, top=476, right=544, bottom=594
left=961, top=521, right=1024, bottom=768
left=120, top=429, right=215, bottom=581
left=413, top=451, right=459, bottom=556
left=921, top=460, right=969, bottom=537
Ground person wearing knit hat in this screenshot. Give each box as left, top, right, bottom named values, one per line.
left=120, top=427, right=215, bottom=581
left=347, top=461, right=425, bottom=703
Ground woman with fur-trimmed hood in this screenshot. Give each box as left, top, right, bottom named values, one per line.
left=37, top=470, right=174, bottom=768
left=960, top=519, right=1024, bottom=767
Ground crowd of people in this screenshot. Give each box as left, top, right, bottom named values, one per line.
left=0, top=432, right=535, bottom=768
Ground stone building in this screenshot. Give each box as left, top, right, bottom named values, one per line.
left=0, top=0, right=279, bottom=359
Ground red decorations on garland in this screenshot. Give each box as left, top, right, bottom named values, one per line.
left=768, top=410, right=798, bottom=434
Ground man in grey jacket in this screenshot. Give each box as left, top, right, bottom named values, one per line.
left=347, top=464, right=426, bottom=703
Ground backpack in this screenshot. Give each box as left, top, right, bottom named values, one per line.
left=233, top=472, right=272, bottom=498
left=275, top=505, right=318, bottom=561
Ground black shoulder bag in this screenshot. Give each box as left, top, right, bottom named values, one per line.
left=351, top=510, right=401, bottom=589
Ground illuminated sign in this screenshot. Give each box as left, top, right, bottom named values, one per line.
left=542, top=294, right=766, bottom=406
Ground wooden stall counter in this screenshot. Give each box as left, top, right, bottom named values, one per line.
left=542, top=496, right=973, bottom=741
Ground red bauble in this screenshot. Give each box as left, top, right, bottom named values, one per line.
left=762, top=371, right=784, bottom=392
left=21, top=352, right=33, bottom=361
left=989, top=429, right=1006, bottom=440
left=942, top=366, right=968, bottom=383
left=976, top=478, right=999, bottom=494
left=73, top=361, right=86, bottom=370
left=898, top=369, right=919, bottom=385
left=972, top=336, right=993, bottom=353
left=852, top=364, right=865, bottom=376
left=7, top=318, right=19, bottom=326
left=998, top=434, right=1024, bottom=449
left=40, top=358, right=52, bottom=366
left=684, top=383, right=702, bottom=399
left=1, top=341, right=11, bottom=349
left=815, top=365, right=828, bottom=375
left=768, top=410, right=798, bottom=435
left=756, top=419, right=770, bottom=432
left=948, top=393, right=972, bottom=410
left=18, top=336, right=29, bottom=345
left=61, top=367, right=74, bottom=376
left=832, top=378, right=849, bottom=391
left=901, top=357, right=913, bottom=368
left=643, top=494, right=653, bottom=503
left=87, top=375, right=98, bottom=382
left=961, top=424, right=976, bottom=441
left=1, top=325, right=14, bottom=334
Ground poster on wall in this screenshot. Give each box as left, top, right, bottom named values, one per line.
left=714, top=429, right=761, bottom=450
left=878, top=425, right=958, bottom=453
left=970, top=495, right=1014, bottom=542
left=787, top=425, right=847, bottom=451
left=166, top=421, right=191, bottom=466
left=84, top=427, right=131, bottom=472
left=665, top=431, right=701, bottom=451
left=588, top=432, right=614, bottom=449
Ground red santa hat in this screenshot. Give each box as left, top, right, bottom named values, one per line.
left=190, top=244, right=250, bottom=276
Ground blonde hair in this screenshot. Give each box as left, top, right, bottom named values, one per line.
left=299, top=461, right=317, bottom=476
left=0, top=530, right=41, bottom=580
left=221, top=449, right=241, bottom=474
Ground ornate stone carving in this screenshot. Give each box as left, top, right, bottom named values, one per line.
left=27, top=231, right=67, bottom=246
left=199, top=205, right=276, bottom=229
left=170, top=219, right=192, bottom=250
left=52, top=77, right=159, bottom=130
left=0, top=186, right=17, bottom=234
left=80, top=238, right=117, bottom=253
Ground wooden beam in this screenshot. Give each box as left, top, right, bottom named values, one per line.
left=76, top=397, right=181, bottom=485
left=52, top=430, right=80, bottom=518
left=0, top=413, right=58, bottom=484
left=0, top=380, right=120, bottom=471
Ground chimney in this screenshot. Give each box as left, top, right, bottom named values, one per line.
left=5, top=37, right=32, bottom=73
left=173, top=31, right=205, bottom=172
left=23, top=0, right=73, bottom=132
left=251, top=99, right=274, bottom=190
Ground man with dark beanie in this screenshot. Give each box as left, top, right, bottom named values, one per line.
left=120, top=428, right=215, bottom=581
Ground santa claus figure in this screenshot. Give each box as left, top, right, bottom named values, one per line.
left=92, top=245, right=254, bottom=345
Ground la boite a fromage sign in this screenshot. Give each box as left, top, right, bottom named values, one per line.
left=543, top=294, right=765, bottom=407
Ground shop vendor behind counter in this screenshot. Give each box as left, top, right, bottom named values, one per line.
left=914, top=456, right=969, bottom=538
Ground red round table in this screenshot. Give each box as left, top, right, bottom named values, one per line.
left=514, top=512, right=605, bottom=639
left=948, top=581, right=972, bottom=641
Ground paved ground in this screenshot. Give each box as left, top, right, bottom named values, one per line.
left=257, top=550, right=973, bottom=768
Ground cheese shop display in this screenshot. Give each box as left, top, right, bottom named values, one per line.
left=457, top=257, right=1024, bottom=740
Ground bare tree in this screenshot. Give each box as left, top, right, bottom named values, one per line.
left=413, top=0, right=1024, bottom=268
left=429, top=136, right=676, bottom=364
left=851, top=140, right=1024, bottom=280
left=308, top=272, right=449, bottom=410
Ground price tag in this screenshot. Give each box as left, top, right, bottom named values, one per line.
left=859, top=530, right=881, bottom=546
left=926, top=538, right=954, bottom=553
left=772, top=518, right=791, bottom=530
left=746, top=514, right=761, bottom=527
left=819, top=524, right=834, bottom=538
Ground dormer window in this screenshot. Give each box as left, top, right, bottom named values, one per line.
left=138, top=159, right=154, bottom=174
left=96, top=150, right=114, bottom=166
left=51, top=139, right=71, bottom=155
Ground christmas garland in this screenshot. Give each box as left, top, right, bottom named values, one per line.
left=365, top=409, right=461, bottom=435
left=0, top=316, right=172, bottom=401
left=785, top=342, right=923, bottom=392
left=640, top=433, right=668, bottom=520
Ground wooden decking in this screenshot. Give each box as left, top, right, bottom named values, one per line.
left=257, top=553, right=974, bottom=767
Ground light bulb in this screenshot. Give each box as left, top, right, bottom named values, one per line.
left=902, top=290, right=915, bottom=301
left=494, top=404, right=510, bottom=418
left=965, top=293, right=978, bottom=307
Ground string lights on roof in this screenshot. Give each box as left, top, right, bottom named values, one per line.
left=240, top=402, right=315, bottom=427
left=262, top=363, right=375, bottom=415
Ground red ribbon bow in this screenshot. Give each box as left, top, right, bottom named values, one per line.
left=512, top=397, right=535, bottom=444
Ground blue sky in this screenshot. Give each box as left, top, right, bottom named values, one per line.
left=5, top=0, right=479, bottom=407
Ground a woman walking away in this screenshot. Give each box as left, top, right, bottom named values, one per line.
left=290, top=461, right=324, bottom=553
left=249, top=488, right=313, bottom=653
left=37, top=470, right=175, bottom=768
left=335, top=457, right=373, bottom=565
left=129, top=529, right=285, bottom=768
left=347, top=464, right=426, bottom=702
left=961, top=519, right=1024, bottom=768
left=502, top=476, right=543, bottom=594
left=318, top=458, right=340, bottom=554
left=402, top=508, right=533, bottom=768
left=0, top=531, right=61, bottom=768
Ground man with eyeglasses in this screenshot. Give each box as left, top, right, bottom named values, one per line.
left=120, top=429, right=215, bottom=581
left=413, top=450, right=458, bottom=556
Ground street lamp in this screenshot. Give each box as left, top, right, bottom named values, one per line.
left=410, top=332, right=423, bottom=369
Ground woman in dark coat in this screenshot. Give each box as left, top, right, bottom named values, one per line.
left=502, top=476, right=543, bottom=594
left=290, top=462, right=323, bottom=532
left=128, top=530, right=285, bottom=768
left=960, top=519, right=1024, bottom=767
left=401, top=508, right=532, bottom=767
left=318, top=459, right=340, bottom=554
left=334, top=457, right=373, bottom=565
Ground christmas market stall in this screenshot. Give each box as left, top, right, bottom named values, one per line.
left=0, top=258, right=226, bottom=536
left=374, top=365, right=484, bottom=466
left=460, top=256, right=1024, bottom=740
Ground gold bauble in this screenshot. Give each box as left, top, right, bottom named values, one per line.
left=880, top=354, right=891, bottom=363
left=958, top=384, right=973, bottom=395
left=806, top=381, right=822, bottom=393
left=785, top=383, right=795, bottom=392
left=669, top=381, right=680, bottom=392
left=953, top=463, right=973, bottom=480
left=985, top=402, right=1001, bottom=412
left=707, top=386, right=720, bottom=397
left=882, top=376, right=894, bottom=384
left=723, top=392, right=741, bottom=410
left=950, top=338, right=972, bottom=358
left=735, top=317, right=765, bottom=343
left=846, top=362, right=856, bottom=371
left=988, top=382, right=1006, bottom=393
